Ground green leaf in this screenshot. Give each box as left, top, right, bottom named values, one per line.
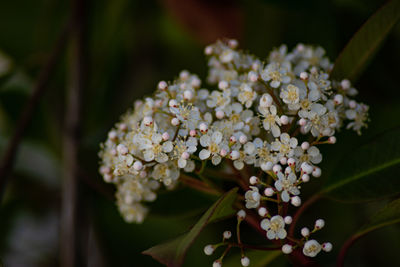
left=321, top=128, right=400, bottom=202
left=142, top=187, right=238, bottom=267
left=330, top=0, right=400, bottom=81
left=356, top=198, right=400, bottom=237
left=223, top=250, right=282, bottom=267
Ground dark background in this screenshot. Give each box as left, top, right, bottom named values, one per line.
left=0, top=0, right=399, bottom=266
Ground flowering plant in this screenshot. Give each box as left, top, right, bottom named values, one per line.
left=98, top=1, right=400, bottom=266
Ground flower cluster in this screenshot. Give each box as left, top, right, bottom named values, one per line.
left=99, top=39, right=368, bottom=260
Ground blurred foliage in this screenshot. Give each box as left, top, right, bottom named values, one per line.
left=0, top=0, right=400, bottom=266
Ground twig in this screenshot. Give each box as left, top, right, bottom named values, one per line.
left=289, top=194, right=321, bottom=237
left=60, top=0, right=87, bottom=266
left=0, top=23, right=71, bottom=201
left=336, top=233, right=362, bottom=267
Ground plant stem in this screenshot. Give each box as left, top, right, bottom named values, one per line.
left=336, top=233, right=362, bottom=267
left=289, top=194, right=321, bottom=237
left=180, top=174, right=220, bottom=196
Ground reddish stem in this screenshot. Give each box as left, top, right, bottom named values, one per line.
left=337, top=233, right=362, bottom=267
left=289, top=194, right=321, bottom=237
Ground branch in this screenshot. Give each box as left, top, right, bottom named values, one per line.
left=0, top=23, right=71, bottom=201
left=60, top=0, right=87, bottom=266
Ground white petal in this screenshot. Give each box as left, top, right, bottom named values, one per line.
left=199, top=149, right=211, bottom=160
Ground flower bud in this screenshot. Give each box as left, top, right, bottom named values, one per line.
left=133, top=161, right=143, bottom=171
left=162, top=132, right=170, bottom=141
left=239, top=135, right=247, bottom=144
left=158, top=80, right=168, bottom=90
left=280, top=115, right=289, bottom=125
left=230, top=150, right=240, bottom=160
left=322, top=242, right=333, bottom=252
left=301, top=142, right=310, bottom=150
left=249, top=176, right=258, bottom=185
left=328, top=136, right=336, bottom=144
left=171, top=118, right=180, bottom=126
left=181, top=152, right=190, bottom=160
left=218, top=80, right=229, bottom=90
left=260, top=93, right=273, bottom=108
left=300, top=72, right=309, bottom=80
left=312, top=167, right=321, bottom=177
left=143, top=116, right=153, bottom=126
left=241, top=256, right=250, bottom=267
left=264, top=187, right=274, bottom=197
left=282, top=244, right=293, bottom=254
left=216, top=110, right=225, bottom=119
left=315, top=219, right=325, bottom=229
left=258, top=207, right=268, bottom=217
left=169, top=99, right=178, bottom=107
left=223, top=230, right=232, bottom=239
left=301, top=173, right=310, bottom=182
left=117, top=144, right=128, bottom=155
left=199, top=123, right=208, bottom=133
left=334, top=94, right=343, bottom=105
left=291, top=196, right=301, bottom=207
left=237, top=209, right=246, bottom=220
left=189, top=130, right=197, bottom=137
left=284, top=216, right=293, bottom=224
left=301, top=227, right=310, bottom=237
left=288, top=158, right=296, bottom=166
left=203, top=245, right=214, bottom=255
left=183, top=90, right=193, bottom=100
left=213, top=260, right=222, bottom=267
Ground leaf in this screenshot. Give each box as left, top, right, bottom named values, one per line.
left=223, top=250, right=282, bottom=267
left=330, top=0, right=400, bottom=81
left=321, top=128, right=400, bottom=202
left=143, top=187, right=238, bottom=267
left=356, top=198, right=400, bottom=237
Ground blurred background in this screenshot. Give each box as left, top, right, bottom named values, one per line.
left=0, top=0, right=399, bottom=266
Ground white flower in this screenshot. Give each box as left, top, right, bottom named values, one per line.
left=271, top=133, right=298, bottom=159
left=238, top=83, right=257, bottom=108
left=294, top=145, right=322, bottom=170
left=303, top=240, right=322, bottom=257
left=245, top=186, right=261, bottom=208
left=199, top=131, right=227, bottom=165
left=261, top=63, right=291, bottom=88
left=261, top=215, right=287, bottom=240
left=280, top=84, right=300, bottom=110
left=259, top=105, right=281, bottom=137
left=275, top=172, right=300, bottom=202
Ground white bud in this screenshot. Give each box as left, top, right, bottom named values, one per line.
left=218, top=80, right=229, bottom=90
left=213, top=260, right=222, bottom=267
left=301, top=142, right=310, bottom=150
left=258, top=207, right=268, bottom=217
left=272, top=164, right=282, bottom=174
left=261, top=161, right=273, bottom=171
left=108, top=130, right=117, bottom=140
left=220, top=149, right=227, bottom=157
left=282, top=244, right=293, bottom=254
left=301, top=227, right=310, bottom=237
left=117, top=144, right=128, bottom=155
left=284, top=216, right=293, bottom=224
left=334, top=94, right=343, bottom=105
left=287, top=158, right=296, bottom=167
left=280, top=157, right=287, bottom=165
left=183, top=90, right=193, bottom=100
left=158, top=80, right=168, bottom=90
left=110, top=149, right=117, bottom=156
left=223, top=230, right=232, bottom=239
left=228, top=39, right=238, bottom=48
left=199, top=123, right=208, bottom=133
left=180, top=70, right=189, bottom=80
left=341, top=79, right=350, bottom=90
left=216, top=110, right=224, bottom=119
left=291, top=196, right=301, bottom=207
left=301, top=174, right=310, bottom=182
left=181, top=152, right=190, bottom=160
left=133, top=161, right=143, bottom=171
left=239, top=135, right=247, bottom=144
left=171, top=118, right=180, bottom=126
left=328, top=136, right=336, bottom=144
left=169, top=99, right=178, bottom=107
left=260, top=93, right=273, bottom=107
left=143, top=116, right=153, bottom=126
left=162, top=132, right=170, bottom=141
left=203, top=244, right=214, bottom=255
left=300, top=72, right=309, bottom=80
left=104, top=173, right=113, bottom=182
left=189, top=130, right=197, bottom=137
left=315, top=219, right=325, bottom=229
left=249, top=176, right=258, bottom=185
left=204, top=45, right=213, bottom=55
left=229, top=136, right=237, bottom=143
left=312, top=167, right=321, bottom=177
left=322, top=242, right=333, bottom=252
left=248, top=71, right=258, bottom=82
left=299, top=118, right=307, bottom=126
left=349, top=100, right=357, bottom=109
left=264, top=187, right=274, bottom=197
left=237, top=209, right=246, bottom=220
left=230, top=150, right=240, bottom=160
left=241, top=256, right=250, bottom=267
left=280, top=115, right=289, bottom=125
left=140, top=170, right=147, bottom=178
